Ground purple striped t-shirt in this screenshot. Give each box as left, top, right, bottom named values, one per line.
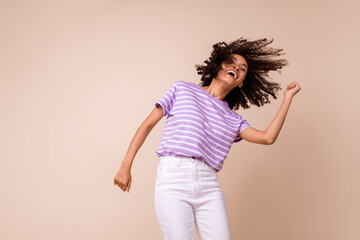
left=154, top=81, right=250, bottom=172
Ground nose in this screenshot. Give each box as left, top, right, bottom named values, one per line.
left=232, top=66, right=239, bottom=72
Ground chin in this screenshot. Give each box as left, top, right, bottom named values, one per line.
left=220, top=76, right=237, bottom=87
left=215, top=72, right=237, bottom=85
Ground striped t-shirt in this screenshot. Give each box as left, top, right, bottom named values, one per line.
left=154, top=81, right=250, bottom=172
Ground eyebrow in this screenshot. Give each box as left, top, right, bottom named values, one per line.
left=232, top=56, right=248, bottom=69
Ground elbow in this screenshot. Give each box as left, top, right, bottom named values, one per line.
left=263, top=136, right=276, bottom=145
left=140, top=122, right=153, bottom=133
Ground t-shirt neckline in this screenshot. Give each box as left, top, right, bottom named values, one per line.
left=194, top=84, right=229, bottom=107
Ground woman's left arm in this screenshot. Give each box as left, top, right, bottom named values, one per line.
left=239, top=82, right=301, bottom=145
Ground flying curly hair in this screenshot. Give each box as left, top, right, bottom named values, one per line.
left=195, top=38, right=288, bottom=111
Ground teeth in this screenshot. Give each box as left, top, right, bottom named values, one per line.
left=226, top=70, right=237, bottom=79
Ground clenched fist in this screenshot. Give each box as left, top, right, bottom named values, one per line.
left=114, top=162, right=132, bottom=193
left=284, top=82, right=301, bottom=98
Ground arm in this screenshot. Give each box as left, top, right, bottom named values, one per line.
left=239, top=82, right=301, bottom=145
left=114, top=105, right=164, bottom=192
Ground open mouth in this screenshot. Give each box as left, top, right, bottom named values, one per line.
left=226, top=70, right=237, bottom=79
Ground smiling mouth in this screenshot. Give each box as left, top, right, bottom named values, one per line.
left=228, top=72, right=235, bottom=78
left=226, top=70, right=237, bottom=79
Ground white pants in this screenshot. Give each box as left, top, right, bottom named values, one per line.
left=154, top=155, right=231, bottom=240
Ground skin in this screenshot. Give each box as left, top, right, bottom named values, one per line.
left=113, top=54, right=301, bottom=192
left=200, top=54, right=249, bottom=99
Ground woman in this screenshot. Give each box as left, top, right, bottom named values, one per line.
left=114, top=38, right=301, bottom=240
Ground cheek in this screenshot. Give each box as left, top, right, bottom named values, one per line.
left=221, top=62, right=231, bottom=71
left=216, top=69, right=226, bottom=77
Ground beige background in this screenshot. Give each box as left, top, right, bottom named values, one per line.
left=1, top=0, right=359, bottom=239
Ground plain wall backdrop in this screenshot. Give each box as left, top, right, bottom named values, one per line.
left=1, top=0, right=359, bottom=239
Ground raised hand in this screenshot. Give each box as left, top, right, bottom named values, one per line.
left=284, top=82, right=301, bottom=98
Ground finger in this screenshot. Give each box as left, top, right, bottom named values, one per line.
left=120, top=183, right=127, bottom=191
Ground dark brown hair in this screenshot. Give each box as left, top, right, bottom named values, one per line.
left=195, top=38, right=288, bottom=110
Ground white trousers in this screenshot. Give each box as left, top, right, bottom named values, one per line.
left=154, top=155, right=231, bottom=240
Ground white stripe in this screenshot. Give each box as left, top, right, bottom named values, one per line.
left=183, top=82, right=248, bottom=123
left=172, top=103, right=227, bottom=124
left=173, top=97, right=240, bottom=125
left=162, top=93, right=172, bottom=107
left=163, top=124, right=232, bottom=149
left=239, top=125, right=251, bottom=132
left=171, top=106, right=238, bottom=130
left=175, top=95, right=239, bottom=122
left=168, top=112, right=236, bottom=136
left=162, top=134, right=229, bottom=156
left=180, top=84, right=240, bottom=121
left=167, top=118, right=234, bottom=142
left=155, top=81, right=248, bottom=170
left=161, top=127, right=231, bottom=151
left=164, top=140, right=227, bottom=163
left=196, top=147, right=223, bottom=168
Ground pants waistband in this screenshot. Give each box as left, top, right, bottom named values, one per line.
left=158, top=155, right=217, bottom=172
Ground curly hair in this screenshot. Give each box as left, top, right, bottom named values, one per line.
left=194, top=38, right=288, bottom=111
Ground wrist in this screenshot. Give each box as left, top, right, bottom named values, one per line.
left=121, top=161, right=131, bottom=170
left=283, top=94, right=293, bottom=102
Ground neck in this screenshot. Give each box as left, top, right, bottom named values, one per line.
left=201, top=79, right=232, bottom=101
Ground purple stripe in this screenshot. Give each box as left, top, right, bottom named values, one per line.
left=166, top=117, right=235, bottom=142
left=155, top=102, right=165, bottom=116
left=164, top=121, right=233, bottom=147
left=155, top=81, right=250, bottom=172
left=175, top=96, right=235, bottom=122
left=162, top=129, right=231, bottom=152
left=171, top=105, right=239, bottom=127
left=168, top=113, right=237, bottom=136
left=161, top=126, right=231, bottom=151
left=173, top=96, right=240, bottom=123
left=161, top=135, right=228, bottom=157
left=239, top=122, right=250, bottom=132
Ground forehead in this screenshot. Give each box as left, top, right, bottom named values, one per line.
left=231, top=54, right=247, bottom=65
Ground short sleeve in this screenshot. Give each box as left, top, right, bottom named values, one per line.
left=233, top=118, right=251, bottom=143
left=155, top=82, right=179, bottom=116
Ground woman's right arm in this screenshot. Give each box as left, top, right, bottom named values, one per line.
left=113, top=105, right=164, bottom=192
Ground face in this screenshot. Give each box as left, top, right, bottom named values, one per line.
left=216, top=54, right=248, bottom=89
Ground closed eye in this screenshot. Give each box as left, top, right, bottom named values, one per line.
left=231, top=59, right=246, bottom=72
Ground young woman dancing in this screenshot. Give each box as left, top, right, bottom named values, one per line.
left=114, top=38, right=301, bottom=240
